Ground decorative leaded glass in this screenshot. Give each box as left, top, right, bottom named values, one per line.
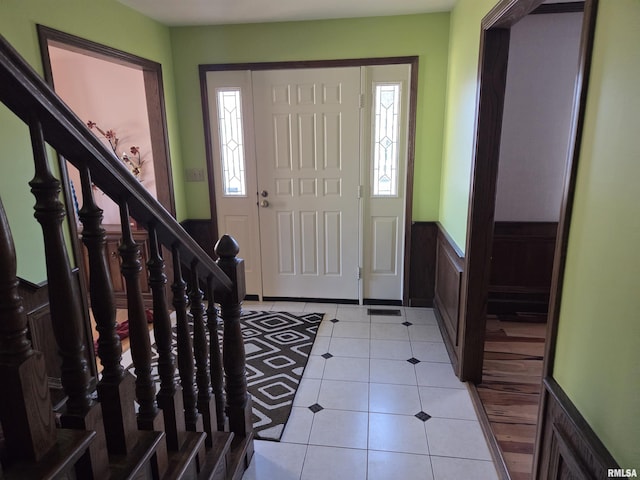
left=217, top=89, right=247, bottom=196
left=372, top=83, right=400, bottom=196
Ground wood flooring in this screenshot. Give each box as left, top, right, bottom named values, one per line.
left=477, top=315, right=547, bottom=480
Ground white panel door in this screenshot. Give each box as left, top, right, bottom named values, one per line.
left=252, top=68, right=361, bottom=300
left=206, top=70, right=263, bottom=296
left=362, top=64, right=411, bottom=301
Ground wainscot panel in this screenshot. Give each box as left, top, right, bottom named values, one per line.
left=433, top=224, right=464, bottom=370
left=536, top=377, right=622, bottom=480
left=489, top=221, right=557, bottom=316
left=408, top=221, right=438, bottom=307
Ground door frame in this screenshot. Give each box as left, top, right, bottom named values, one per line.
left=36, top=25, right=178, bottom=379
left=457, top=0, right=598, bottom=382
left=199, top=57, right=419, bottom=304
left=37, top=25, right=177, bottom=218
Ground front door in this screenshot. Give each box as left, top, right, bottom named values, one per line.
left=252, top=68, right=361, bottom=300
left=204, top=63, right=410, bottom=302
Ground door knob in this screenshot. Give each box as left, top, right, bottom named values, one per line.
left=260, top=190, right=269, bottom=197
left=260, top=199, right=270, bottom=208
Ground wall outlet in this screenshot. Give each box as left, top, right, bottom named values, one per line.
left=185, top=168, right=205, bottom=182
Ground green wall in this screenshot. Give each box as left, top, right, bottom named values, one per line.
left=169, top=14, right=450, bottom=220
left=553, top=0, right=640, bottom=468
left=438, top=0, right=497, bottom=251
left=0, top=0, right=185, bottom=282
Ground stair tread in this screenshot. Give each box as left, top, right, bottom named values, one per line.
left=226, top=434, right=254, bottom=480
left=1, top=428, right=96, bottom=480
left=197, top=431, right=235, bottom=480
left=109, top=430, right=165, bottom=480
left=163, top=431, right=207, bottom=479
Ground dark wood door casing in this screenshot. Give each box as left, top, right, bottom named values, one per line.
left=452, top=0, right=598, bottom=479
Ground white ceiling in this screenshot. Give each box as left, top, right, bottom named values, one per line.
left=117, top=0, right=458, bottom=27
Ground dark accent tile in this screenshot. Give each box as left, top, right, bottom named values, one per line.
left=321, top=352, right=333, bottom=359
left=330, top=318, right=340, bottom=323
left=368, top=308, right=402, bottom=316
left=309, top=403, right=324, bottom=413
left=415, top=411, right=431, bottom=422
left=402, top=321, right=413, bottom=327
left=407, top=357, right=420, bottom=365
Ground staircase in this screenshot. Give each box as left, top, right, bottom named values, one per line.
left=0, top=34, right=253, bottom=479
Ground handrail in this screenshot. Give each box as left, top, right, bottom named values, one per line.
left=0, top=34, right=232, bottom=294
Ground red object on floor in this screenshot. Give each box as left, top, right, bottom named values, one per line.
left=116, top=320, right=130, bottom=339
left=93, top=309, right=153, bottom=354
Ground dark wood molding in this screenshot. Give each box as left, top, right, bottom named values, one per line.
left=433, top=224, right=464, bottom=372
left=536, top=377, right=621, bottom=480
left=531, top=2, right=585, bottom=15
left=534, top=1, right=599, bottom=476
left=402, top=58, right=419, bottom=306
left=198, top=66, right=220, bottom=246
left=199, top=56, right=420, bottom=73
left=199, top=56, right=419, bottom=305
left=539, top=0, right=598, bottom=401
left=36, top=24, right=176, bottom=217
left=483, top=0, right=542, bottom=29
left=143, top=67, right=176, bottom=216
left=457, top=25, right=511, bottom=383
left=408, top=222, right=438, bottom=307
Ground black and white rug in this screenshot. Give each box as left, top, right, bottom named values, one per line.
left=122, top=310, right=323, bottom=441
left=241, top=310, right=323, bottom=440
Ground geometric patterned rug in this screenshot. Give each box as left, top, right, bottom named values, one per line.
left=241, top=311, right=323, bottom=440
left=124, top=310, right=323, bottom=441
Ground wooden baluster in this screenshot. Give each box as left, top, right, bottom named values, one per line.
left=28, top=120, right=92, bottom=413
left=118, top=201, right=167, bottom=477
left=190, top=261, right=216, bottom=447
left=171, top=245, right=202, bottom=434
left=0, top=196, right=56, bottom=462
left=206, top=275, right=227, bottom=432
left=148, top=224, right=186, bottom=452
left=215, top=235, right=253, bottom=441
left=28, top=119, right=109, bottom=478
left=78, top=165, right=137, bottom=455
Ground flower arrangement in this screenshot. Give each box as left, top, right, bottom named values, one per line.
left=87, top=120, right=145, bottom=181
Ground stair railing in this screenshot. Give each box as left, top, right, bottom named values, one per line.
left=0, top=33, right=253, bottom=479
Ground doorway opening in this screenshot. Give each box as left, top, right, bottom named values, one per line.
left=452, top=1, right=598, bottom=479
left=38, top=26, right=176, bottom=309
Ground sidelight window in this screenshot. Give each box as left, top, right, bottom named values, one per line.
left=372, top=83, right=401, bottom=197
left=216, top=88, right=247, bottom=196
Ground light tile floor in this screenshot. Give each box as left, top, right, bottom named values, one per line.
left=241, top=302, right=499, bottom=480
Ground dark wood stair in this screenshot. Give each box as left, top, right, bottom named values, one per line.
left=224, top=434, right=255, bottom=480
left=0, top=32, right=254, bottom=480
left=197, top=431, right=235, bottom=480
left=0, top=429, right=95, bottom=480
left=108, top=430, right=166, bottom=480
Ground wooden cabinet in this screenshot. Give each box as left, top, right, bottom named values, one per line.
left=81, top=225, right=153, bottom=308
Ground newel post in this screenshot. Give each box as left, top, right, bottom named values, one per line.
left=214, top=235, right=253, bottom=439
